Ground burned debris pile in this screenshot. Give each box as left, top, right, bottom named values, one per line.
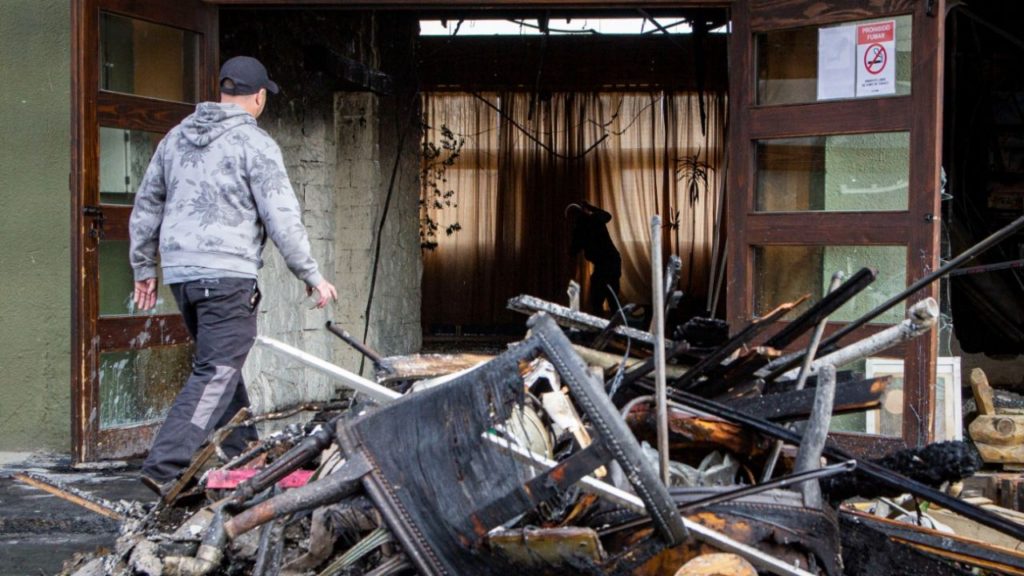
left=62, top=217, right=1024, bottom=576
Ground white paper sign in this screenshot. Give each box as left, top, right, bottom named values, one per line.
left=817, top=26, right=857, bottom=100
left=856, top=20, right=896, bottom=97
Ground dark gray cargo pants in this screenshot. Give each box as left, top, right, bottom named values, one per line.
left=141, top=277, right=261, bottom=483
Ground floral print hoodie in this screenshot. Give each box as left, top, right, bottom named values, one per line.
left=129, top=102, right=323, bottom=287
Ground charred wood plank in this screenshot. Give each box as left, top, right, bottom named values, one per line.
left=625, top=403, right=764, bottom=456
left=672, top=297, right=807, bottom=392
left=13, top=472, right=125, bottom=521
left=376, top=352, right=494, bottom=384
left=706, top=268, right=876, bottom=385
left=839, top=513, right=974, bottom=576
left=844, top=510, right=1024, bottom=575
left=726, top=376, right=888, bottom=421
left=689, top=346, right=780, bottom=400
left=507, top=294, right=662, bottom=346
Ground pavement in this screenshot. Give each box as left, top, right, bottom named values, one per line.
left=0, top=452, right=152, bottom=576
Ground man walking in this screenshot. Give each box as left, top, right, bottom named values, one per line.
left=129, top=56, right=337, bottom=495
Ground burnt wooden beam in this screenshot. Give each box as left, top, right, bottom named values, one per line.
left=13, top=473, right=126, bottom=521
left=726, top=376, right=889, bottom=422
left=673, top=296, right=807, bottom=392
left=844, top=510, right=1024, bottom=575
left=508, top=294, right=663, bottom=346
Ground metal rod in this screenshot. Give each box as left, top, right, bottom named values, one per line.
left=599, top=460, right=858, bottom=538
left=651, top=215, right=670, bottom=486
left=948, top=257, right=1024, bottom=276
left=668, top=388, right=1024, bottom=543
left=485, top=433, right=816, bottom=576
left=326, top=321, right=385, bottom=365
left=255, top=336, right=401, bottom=404
left=818, top=213, right=1024, bottom=354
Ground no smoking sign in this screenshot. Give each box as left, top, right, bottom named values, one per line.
left=864, top=43, right=887, bottom=75
left=856, top=21, right=896, bottom=96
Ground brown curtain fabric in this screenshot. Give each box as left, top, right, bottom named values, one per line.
left=421, top=91, right=726, bottom=332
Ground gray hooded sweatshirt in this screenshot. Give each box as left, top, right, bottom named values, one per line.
left=129, top=102, right=323, bottom=287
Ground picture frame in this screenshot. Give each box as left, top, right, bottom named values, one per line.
left=864, top=356, right=963, bottom=441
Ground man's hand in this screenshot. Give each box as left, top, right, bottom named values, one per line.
left=134, top=278, right=158, bottom=311
left=306, top=280, right=338, bottom=309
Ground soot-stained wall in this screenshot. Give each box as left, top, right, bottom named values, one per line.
left=220, top=10, right=422, bottom=412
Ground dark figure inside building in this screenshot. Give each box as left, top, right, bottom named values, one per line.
left=567, top=201, right=622, bottom=316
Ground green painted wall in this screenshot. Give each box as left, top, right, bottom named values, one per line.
left=0, top=0, right=71, bottom=451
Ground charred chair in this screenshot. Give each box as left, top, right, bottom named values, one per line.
left=215, top=313, right=685, bottom=574
left=336, top=313, right=687, bottom=574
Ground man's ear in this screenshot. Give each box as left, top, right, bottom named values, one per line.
left=256, top=88, right=266, bottom=107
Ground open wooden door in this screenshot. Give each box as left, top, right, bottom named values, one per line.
left=727, top=1, right=945, bottom=454
left=72, top=0, right=218, bottom=462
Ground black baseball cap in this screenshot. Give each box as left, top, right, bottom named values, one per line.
left=219, top=56, right=280, bottom=96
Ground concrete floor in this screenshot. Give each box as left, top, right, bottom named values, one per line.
left=0, top=453, right=152, bottom=576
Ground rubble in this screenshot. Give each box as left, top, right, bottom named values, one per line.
left=53, top=309, right=1009, bottom=575
left=57, top=215, right=1024, bottom=576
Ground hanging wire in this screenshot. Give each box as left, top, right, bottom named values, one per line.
left=470, top=92, right=609, bottom=160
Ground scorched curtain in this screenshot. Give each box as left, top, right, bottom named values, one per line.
left=421, top=90, right=726, bottom=333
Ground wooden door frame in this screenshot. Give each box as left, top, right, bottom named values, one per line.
left=71, top=0, right=218, bottom=462
left=726, top=0, right=945, bottom=452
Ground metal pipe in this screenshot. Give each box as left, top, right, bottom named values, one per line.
left=779, top=213, right=1024, bottom=376
left=255, top=336, right=401, bottom=404
left=779, top=298, right=939, bottom=381
left=229, top=420, right=339, bottom=505
left=224, top=452, right=372, bottom=540
left=651, top=215, right=670, bottom=486
left=326, top=321, right=386, bottom=366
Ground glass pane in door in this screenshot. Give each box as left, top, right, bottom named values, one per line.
left=99, top=127, right=164, bottom=205
left=756, top=132, right=910, bottom=212
left=99, top=240, right=179, bottom=316
left=99, top=344, right=192, bottom=429
left=756, top=15, right=912, bottom=105
left=753, top=244, right=906, bottom=323
left=99, top=12, right=199, bottom=102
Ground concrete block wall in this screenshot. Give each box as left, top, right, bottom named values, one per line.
left=332, top=92, right=423, bottom=373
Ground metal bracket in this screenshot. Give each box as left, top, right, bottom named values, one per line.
left=83, top=204, right=105, bottom=239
